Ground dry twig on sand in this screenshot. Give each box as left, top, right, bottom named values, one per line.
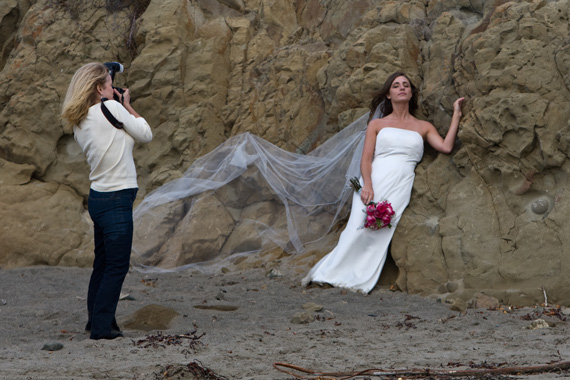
left=156, top=360, right=228, bottom=380
left=273, top=360, right=570, bottom=379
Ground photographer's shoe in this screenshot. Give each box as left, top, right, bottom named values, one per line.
left=90, top=331, right=124, bottom=340
left=85, top=318, right=121, bottom=333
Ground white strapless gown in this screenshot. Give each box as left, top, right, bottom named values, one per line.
left=302, top=127, right=424, bottom=293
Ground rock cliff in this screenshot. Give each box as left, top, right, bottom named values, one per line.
left=1, top=0, right=569, bottom=306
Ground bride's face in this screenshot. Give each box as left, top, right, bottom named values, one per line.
left=387, top=75, right=412, bottom=102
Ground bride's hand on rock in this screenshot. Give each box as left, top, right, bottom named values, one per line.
left=361, top=186, right=374, bottom=205
left=453, top=97, right=464, bottom=117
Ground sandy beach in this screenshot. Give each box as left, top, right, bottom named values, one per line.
left=1, top=260, right=569, bottom=380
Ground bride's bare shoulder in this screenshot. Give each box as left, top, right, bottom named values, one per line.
left=367, top=117, right=389, bottom=131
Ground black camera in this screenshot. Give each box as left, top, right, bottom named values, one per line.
left=103, top=62, right=126, bottom=103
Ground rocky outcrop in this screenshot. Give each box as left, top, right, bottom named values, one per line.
left=1, top=0, right=569, bottom=306
left=394, top=0, right=570, bottom=306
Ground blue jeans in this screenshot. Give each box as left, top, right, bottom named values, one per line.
left=87, top=188, right=137, bottom=337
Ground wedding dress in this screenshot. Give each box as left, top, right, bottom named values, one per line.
left=301, top=127, right=424, bottom=293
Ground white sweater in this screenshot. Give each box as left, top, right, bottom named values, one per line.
left=74, top=100, right=153, bottom=192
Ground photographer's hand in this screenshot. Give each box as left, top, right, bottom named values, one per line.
left=115, top=88, right=141, bottom=118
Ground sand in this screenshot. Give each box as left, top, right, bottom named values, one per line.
left=1, top=263, right=569, bottom=380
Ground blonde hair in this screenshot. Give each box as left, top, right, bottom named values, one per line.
left=61, top=63, right=108, bottom=130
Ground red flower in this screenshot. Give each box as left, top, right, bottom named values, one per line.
left=362, top=200, right=394, bottom=230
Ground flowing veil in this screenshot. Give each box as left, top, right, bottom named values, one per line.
left=131, top=111, right=374, bottom=272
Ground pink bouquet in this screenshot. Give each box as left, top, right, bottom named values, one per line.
left=364, top=200, right=395, bottom=230
left=348, top=177, right=395, bottom=229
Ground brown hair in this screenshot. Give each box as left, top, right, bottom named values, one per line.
left=367, top=71, right=418, bottom=123
left=61, top=63, right=108, bottom=130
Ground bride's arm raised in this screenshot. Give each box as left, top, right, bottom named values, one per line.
left=360, top=120, right=380, bottom=205
left=425, top=97, right=464, bottom=153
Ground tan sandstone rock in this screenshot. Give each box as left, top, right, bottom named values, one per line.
left=2, top=0, right=570, bottom=307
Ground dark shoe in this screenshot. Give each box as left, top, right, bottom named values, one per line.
left=90, top=331, right=124, bottom=340
left=85, top=318, right=121, bottom=333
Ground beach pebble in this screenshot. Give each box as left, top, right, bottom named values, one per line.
left=41, top=343, right=64, bottom=351
left=525, top=319, right=550, bottom=330
left=268, top=269, right=283, bottom=279
left=119, top=293, right=135, bottom=301
left=1, top=299, right=6, bottom=305
left=290, top=311, right=314, bottom=324
left=302, top=302, right=323, bottom=312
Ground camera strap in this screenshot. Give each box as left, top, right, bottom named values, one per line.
left=100, top=98, right=124, bottom=129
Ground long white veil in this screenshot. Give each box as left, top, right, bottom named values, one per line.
left=131, top=111, right=374, bottom=272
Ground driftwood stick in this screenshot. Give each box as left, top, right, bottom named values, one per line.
left=273, top=360, right=570, bottom=379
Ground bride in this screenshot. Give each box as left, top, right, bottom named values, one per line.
left=302, top=72, right=464, bottom=293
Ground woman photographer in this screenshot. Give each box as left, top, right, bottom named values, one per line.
left=62, top=62, right=152, bottom=340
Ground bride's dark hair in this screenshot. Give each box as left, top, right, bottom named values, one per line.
left=367, top=71, right=418, bottom=123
